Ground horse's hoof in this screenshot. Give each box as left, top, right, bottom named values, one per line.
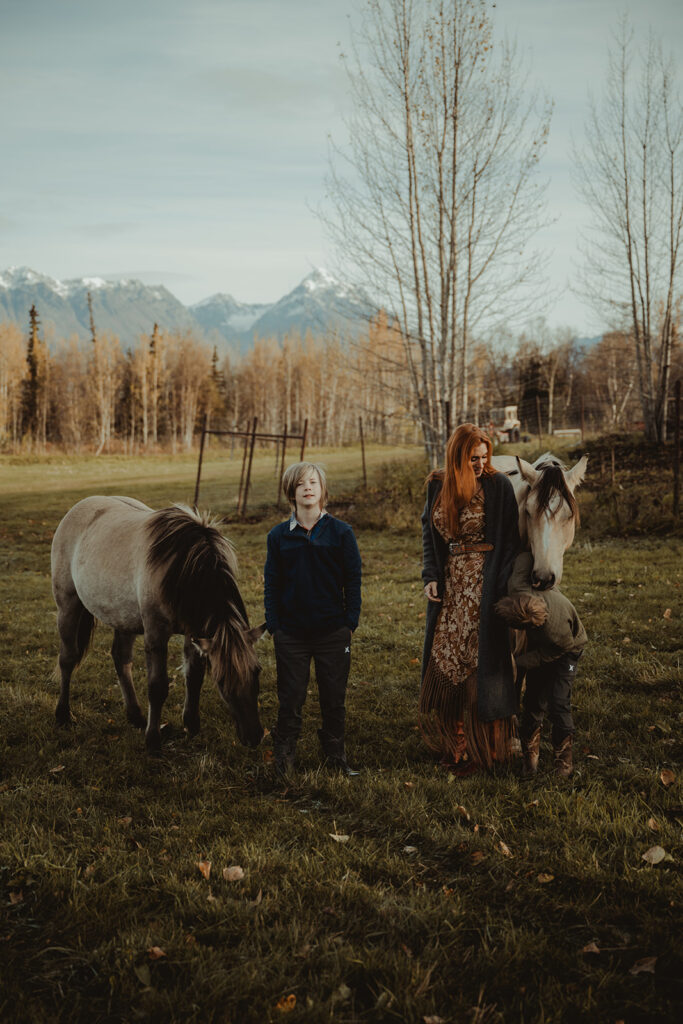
left=145, top=733, right=162, bottom=757
left=182, top=719, right=200, bottom=738
left=55, top=710, right=76, bottom=728
left=128, top=710, right=146, bottom=730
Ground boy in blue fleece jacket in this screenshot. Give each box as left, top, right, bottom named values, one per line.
left=264, top=462, right=362, bottom=777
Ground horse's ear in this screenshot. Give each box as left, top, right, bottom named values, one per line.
left=245, top=622, right=267, bottom=644
left=566, top=455, right=588, bottom=492
left=516, top=456, right=539, bottom=487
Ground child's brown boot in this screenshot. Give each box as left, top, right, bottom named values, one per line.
left=553, top=734, right=573, bottom=778
left=521, top=727, right=541, bottom=777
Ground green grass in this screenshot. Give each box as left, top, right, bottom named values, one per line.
left=0, top=451, right=681, bottom=1023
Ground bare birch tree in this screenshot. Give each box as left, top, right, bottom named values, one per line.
left=324, top=0, right=551, bottom=464
left=574, top=20, right=683, bottom=440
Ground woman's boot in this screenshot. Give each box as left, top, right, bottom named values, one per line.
left=553, top=734, right=573, bottom=778
left=521, top=726, right=541, bottom=777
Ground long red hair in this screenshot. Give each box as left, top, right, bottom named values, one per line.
left=427, top=423, right=495, bottom=537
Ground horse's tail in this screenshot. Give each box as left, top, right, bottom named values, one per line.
left=146, top=505, right=258, bottom=692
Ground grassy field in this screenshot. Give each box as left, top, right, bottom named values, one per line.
left=0, top=448, right=681, bottom=1023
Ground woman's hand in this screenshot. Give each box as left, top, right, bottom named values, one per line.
left=424, top=581, right=441, bottom=602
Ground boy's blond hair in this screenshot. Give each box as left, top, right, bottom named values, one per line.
left=282, top=462, right=328, bottom=512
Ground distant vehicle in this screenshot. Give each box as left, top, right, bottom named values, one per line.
left=487, top=406, right=521, bottom=443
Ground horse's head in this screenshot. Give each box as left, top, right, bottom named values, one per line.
left=516, top=454, right=587, bottom=589
left=196, top=621, right=267, bottom=747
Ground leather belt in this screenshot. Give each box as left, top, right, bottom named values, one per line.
left=448, top=541, right=494, bottom=555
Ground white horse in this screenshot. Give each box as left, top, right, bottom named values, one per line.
left=491, top=453, right=588, bottom=589
left=51, top=496, right=266, bottom=755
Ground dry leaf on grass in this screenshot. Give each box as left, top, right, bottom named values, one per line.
left=223, top=865, right=245, bottom=882
left=329, top=833, right=350, bottom=843
left=582, top=941, right=601, bottom=954
left=629, top=956, right=657, bottom=975
left=647, top=817, right=660, bottom=832
left=424, top=1016, right=446, bottom=1024
left=403, top=846, right=418, bottom=854
left=497, top=841, right=513, bottom=858
left=662, top=608, right=672, bottom=619
left=148, top=946, right=166, bottom=959
left=275, top=994, right=296, bottom=1013
left=197, top=860, right=211, bottom=879
left=48, top=765, right=65, bottom=774
left=404, top=781, right=415, bottom=789
left=456, top=805, right=470, bottom=821
left=660, top=768, right=676, bottom=788
left=118, top=816, right=132, bottom=827
left=470, top=850, right=485, bottom=864
left=537, top=873, right=554, bottom=884
left=9, top=891, right=23, bottom=905
left=641, top=845, right=666, bottom=865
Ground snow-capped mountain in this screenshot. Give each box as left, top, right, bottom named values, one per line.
left=0, top=266, right=374, bottom=353
left=0, top=266, right=196, bottom=342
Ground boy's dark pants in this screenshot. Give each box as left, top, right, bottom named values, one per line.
left=273, top=626, right=352, bottom=757
left=520, top=651, right=581, bottom=746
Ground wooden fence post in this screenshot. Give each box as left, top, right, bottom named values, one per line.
left=236, top=425, right=250, bottom=512
left=580, top=395, right=585, bottom=442
left=277, top=423, right=288, bottom=509
left=240, top=417, right=258, bottom=517
left=299, top=418, right=308, bottom=462
left=359, top=416, right=367, bottom=487
left=193, top=415, right=207, bottom=507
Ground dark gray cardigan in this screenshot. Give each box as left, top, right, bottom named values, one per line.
left=421, top=471, right=520, bottom=722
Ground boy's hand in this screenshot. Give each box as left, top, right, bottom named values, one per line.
left=424, top=581, right=441, bottom=602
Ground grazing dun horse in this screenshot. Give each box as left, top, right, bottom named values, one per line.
left=51, top=496, right=265, bottom=755
left=491, top=453, right=588, bottom=589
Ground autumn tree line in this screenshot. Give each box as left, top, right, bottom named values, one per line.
left=2, top=302, right=680, bottom=454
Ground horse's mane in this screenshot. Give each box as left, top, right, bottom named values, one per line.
left=532, top=463, right=579, bottom=524
left=146, top=505, right=258, bottom=692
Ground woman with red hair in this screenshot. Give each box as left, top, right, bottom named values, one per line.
left=419, top=423, right=520, bottom=774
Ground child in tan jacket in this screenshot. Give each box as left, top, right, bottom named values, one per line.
left=495, top=551, right=587, bottom=778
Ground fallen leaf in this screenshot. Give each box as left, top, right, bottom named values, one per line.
left=525, top=799, right=540, bottom=808
left=275, top=994, right=296, bottom=1013
left=641, top=845, right=666, bottom=865
left=83, top=864, right=96, bottom=879
left=49, top=765, right=65, bottom=774
left=470, top=851, right=485, bottom=864
left=410, top=657, right=420, bottom=664
left=148, top=946, right=166, bottom=960
left=223, top=865, right=245, bottom=882
left=537, top=873, right=554, bottom=884
left=497, top=841, right=513, bottom=858
left=660, top=768, right=675, bottom=788
left=329, top=833, right=350, bottom=843
left=662, top=608, right=672, bottom=619
left=582, top=941, right=601, bottom=954
left=207, top=889, right=217, bottom=903
left=647, top=817, right=660, bottom=832
left=197, top=860, right=211, bottom=879
left=134, top=963, right=151, bottom=986
left=263, top=749, right=274, bottom=764
left=629, top=956, right=657, bottom=975
left=623, top=637, right=631, bottom=644
left=336, top=983, right=352, bottom=1001
left=424, top=1016, right=446, bottom=1024
left=404, top=781, right=415, bottom=789
left=403, top=845, right=418, bottom=854
left=9, top=891, right=23, bottom=905
left=118, top=816, right=132, bottom=827
left=456, top=805, right=471, bottom=821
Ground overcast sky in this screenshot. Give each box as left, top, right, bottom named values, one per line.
left=2, top=0, right=682, bottom=333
